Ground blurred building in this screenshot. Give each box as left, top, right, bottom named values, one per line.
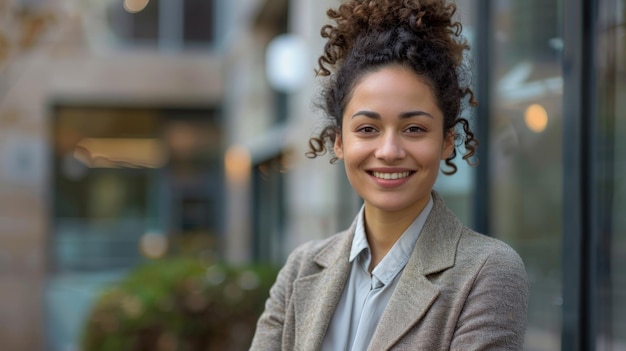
left=0, top=0, right=624, bottom=350
left=0, top=0, right=349, bottom=350
left=1, top=1, right=224, bottom=350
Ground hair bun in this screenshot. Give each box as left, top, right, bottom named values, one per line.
left=317, top=0, right=464, bottom=76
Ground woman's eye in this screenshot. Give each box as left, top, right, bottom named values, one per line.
left=357, top=126, right=377, bottom=134
left=405, top=126, right=424, bottom=133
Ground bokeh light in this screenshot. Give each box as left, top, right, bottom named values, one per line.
left=139, top=232, right=168, bottom=259
left=224, top=145, right=251, bottom=184
left=524, top=103, right=549, bottom=133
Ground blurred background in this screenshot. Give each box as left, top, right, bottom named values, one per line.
left=0, top=0, right=623, bottom=350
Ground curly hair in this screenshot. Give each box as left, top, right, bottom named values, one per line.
left=305, top=0, right=478, bottom=175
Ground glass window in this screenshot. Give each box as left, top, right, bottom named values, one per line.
left=47, top=106, right=222, bottom=350
left=489, top=0, right=563, bottom=349
left=593, top=0, right=626, bottom=348
left=183, top=0, right=214, bottom=44
left=107, top=0, right=214, bottom=48
left=53, top=107, right=162, bottom=272
left=52, top=106, right=223, bottom=272
left=252, top=153, right=287, bottom=263
left=130, top=0, right=160, bottom=41
left=109, top=0, right=160, bottom=45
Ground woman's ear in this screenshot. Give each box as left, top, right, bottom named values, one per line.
left=441, top=130, right=455, bottom=160
left=334, top=133, right=344, bottom=160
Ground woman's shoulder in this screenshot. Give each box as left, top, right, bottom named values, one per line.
left=282, top=228, right=353, bottom=271
left=431, top=192, right=525, bottom=269
left=457, top=227, right=526, bottom=273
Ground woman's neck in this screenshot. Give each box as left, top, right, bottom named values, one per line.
left=363, top=198, right=429, bottom=271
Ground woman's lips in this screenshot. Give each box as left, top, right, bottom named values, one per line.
left=371, top=171, right=411, bottom=180
left=367, top=170, right=415, bottom=187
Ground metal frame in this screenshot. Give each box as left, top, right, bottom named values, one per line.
left=588, top=0, right=620, bottom=347
left=472, top=0, right=492, bottom=235
left=561, top=0, right=597, bottom=349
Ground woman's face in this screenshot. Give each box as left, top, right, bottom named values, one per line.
left=334, top=65, right=454, bottom=216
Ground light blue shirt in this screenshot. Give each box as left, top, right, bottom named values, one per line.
left=321, top=196, right=433, bottom=351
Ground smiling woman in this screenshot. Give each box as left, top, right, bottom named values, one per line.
left=249, top=1, right=529, bottom=350
left=335, top=66, right=452, bottom=223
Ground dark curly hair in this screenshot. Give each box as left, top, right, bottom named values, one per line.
left=305, top=0, right=478, bottom=175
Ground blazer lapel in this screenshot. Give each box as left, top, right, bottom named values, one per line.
left=366, top=261, right=440, bottom=351
left=293, top=227, right=354, bottom=350
left=368, top=192, right=463, bottom=350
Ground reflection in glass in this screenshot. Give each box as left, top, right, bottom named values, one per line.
left=594, top=0, right=626, bottom=348
left=489, top=0, right=563, bottom=349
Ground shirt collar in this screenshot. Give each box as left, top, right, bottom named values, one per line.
left=349, top=195, right=434, bottom=285
left=349, top=205, right=369, bottom=262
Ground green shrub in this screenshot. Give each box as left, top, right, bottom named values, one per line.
left=81, top=258, right=279, bottom=351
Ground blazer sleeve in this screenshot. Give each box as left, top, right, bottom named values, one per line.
left=249, top=245, right=305, bottom=351
left=449, top=244, right=529, bottom=351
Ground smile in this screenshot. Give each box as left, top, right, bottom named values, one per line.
left=371, top=171, right=412, bottom=180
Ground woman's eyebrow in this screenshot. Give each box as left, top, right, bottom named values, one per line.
left=399, top=110, right=434, bottom=119
left=351, top=110, right=434, bottom=119
left=351, top=110, right=380, bottom=119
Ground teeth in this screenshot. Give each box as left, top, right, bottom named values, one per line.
left=372, top=171, right=410, bottom=180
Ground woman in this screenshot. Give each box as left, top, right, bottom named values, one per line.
left=250, top=0, right=529, bottom=350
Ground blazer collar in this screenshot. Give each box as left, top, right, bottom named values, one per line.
left=415, top=191, right=463, bottom=275
left=292, top=191, right=463, bottom=351
left=293, top=224, right=355, bottom=351
left=368, top=191, right=463, bottom=350
left=313, top=222, right=355, bottom=268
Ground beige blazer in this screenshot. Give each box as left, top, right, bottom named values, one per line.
left=249, top=192, right=529, bottom=350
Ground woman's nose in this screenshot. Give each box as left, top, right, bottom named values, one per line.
left=374, top=133, right=406, bottom=161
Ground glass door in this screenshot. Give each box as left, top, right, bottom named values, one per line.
left=488, top=0, right=564, bottom=349
left=592, top=0, right=626, bottom=348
